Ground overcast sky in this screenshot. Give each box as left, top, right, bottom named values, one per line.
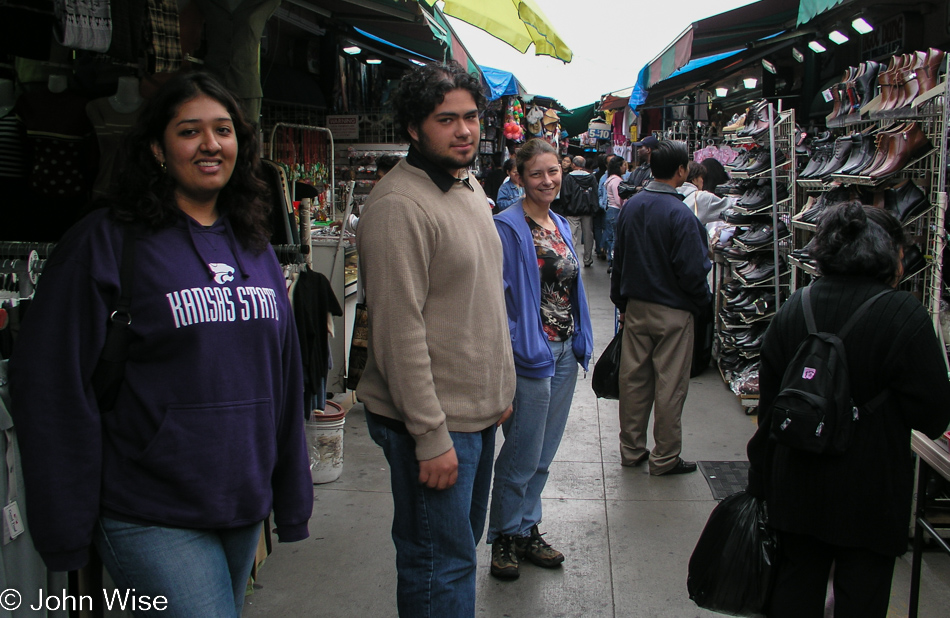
left=443, top=0, right=757, bottom=110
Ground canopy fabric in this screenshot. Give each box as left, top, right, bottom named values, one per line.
left=427, top=6, right=482, bottom=78
left=630, top=49, right=743, bottom=111
left=352, top=26, right=437, bottom=61
left=421, top=0, right=573, bottom=62
left=599, top=94, right=631, bottom=111
left=480, top=65, right=525, bottom=101
left=797, top=0, right=847, bottom=26
left=639, top=0, right=798, bottom=91
left=559, top=102, right=597, bottom=138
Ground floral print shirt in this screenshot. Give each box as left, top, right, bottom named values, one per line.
left=527, top=216, right=577, bottom=341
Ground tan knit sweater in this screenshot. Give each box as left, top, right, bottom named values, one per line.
left=355, top=160, right=516, bottom=460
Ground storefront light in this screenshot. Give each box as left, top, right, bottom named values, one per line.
left=851, top=17, right=873, bottom=34
left=743, top=77, right=757, bottom=89
left=828, top=30, right=849, bottom=45
left=366, top=58, right=382, bottom=64
left=409, top=59, right=426, bottom=66
left=808, top=40, right=827, bottom=53
left=715, top=87, right=728, bottom=97
left=343, top=45, right=361, bottom=55
left=792, top=48, right=804, bottom=63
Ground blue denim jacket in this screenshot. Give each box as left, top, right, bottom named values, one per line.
left=494, top=200, right=594, bottom=378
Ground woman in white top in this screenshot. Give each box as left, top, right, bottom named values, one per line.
left=678, top=161, right=730, bottom=225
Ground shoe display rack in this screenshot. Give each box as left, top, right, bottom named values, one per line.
left=712, top=101, right=796, bottom=411
left=790, top=49, right=948, bottom=330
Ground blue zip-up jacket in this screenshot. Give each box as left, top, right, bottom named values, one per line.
left=494, top=201, right=593, bottom=378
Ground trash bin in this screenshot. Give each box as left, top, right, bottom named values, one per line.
left=306, top=401, right=346, bottom=484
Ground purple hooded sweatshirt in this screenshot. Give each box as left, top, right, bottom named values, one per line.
left=9, top=208, right=313, bottom=571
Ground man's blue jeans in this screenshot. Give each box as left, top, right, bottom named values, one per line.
left=605, top=207, right=619, bottom=263
left=94, top=517, right=262, bottom=617
left=488, top=338, right=578, bottom=541
left=365, top=411, right=495, bottom=618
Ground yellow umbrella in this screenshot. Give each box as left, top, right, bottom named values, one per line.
left=421, top=0, right=573, bottom=62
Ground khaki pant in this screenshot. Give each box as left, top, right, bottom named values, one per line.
left=566, top=215, right=594, bottom=265
left=618, top=299, right=694, bottom=474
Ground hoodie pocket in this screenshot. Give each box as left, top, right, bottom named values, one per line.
left=134, top=398, right=276, bottom=506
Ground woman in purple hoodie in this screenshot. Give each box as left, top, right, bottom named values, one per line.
left=9, top=73, right=313, bottom=616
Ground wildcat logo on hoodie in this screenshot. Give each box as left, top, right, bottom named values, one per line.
left=209, top=263, right=235, bottom=284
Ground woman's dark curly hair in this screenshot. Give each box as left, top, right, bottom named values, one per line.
left=391, top=61, right=486, bottom=141
left=110, top=72, right=271, bottom=253
left=607, top=155, right=625, bottom=177
left=813, top=201, right=903, bottom=284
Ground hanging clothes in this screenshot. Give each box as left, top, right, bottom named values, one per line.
left=291, top=270, right=342, bottom=414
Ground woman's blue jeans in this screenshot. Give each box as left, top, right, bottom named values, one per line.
left=488, top=338, right=578, bottom=541
left=365, top=411, right=495, bottom=618
left=605, top=207, right=619, bottom=264
left=94, top=517, right=262, bottom=617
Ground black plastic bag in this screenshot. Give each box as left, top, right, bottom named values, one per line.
left=687, top=491, right=778, bottom=616
left=592, top=328, right=622, bottom=399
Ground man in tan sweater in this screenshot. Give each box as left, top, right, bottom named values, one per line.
left=356, top=61, right=516, bottom=617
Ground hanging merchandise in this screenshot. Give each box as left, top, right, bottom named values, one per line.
left=504, top=99, right=525, bottom=143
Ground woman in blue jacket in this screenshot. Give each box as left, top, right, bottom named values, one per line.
left=488, top=139, right=593, bottom=580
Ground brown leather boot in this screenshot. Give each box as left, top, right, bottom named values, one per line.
left=869, top=123, right=932, bottom=179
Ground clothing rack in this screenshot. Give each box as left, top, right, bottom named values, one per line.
left=0, top=252, right=42, bottom=299
left=273, top=243, right=308, bottom=265
left=0, top=241, right=56, bottom=259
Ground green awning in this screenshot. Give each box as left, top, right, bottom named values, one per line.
left=797, top=0, right=847, bottom=26
left=559, top=103, right=597, bottom=138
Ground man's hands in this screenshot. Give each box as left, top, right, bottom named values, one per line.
left=418, top=448, right=458, bottom=490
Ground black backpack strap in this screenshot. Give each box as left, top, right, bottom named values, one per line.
left=91, top=225, right=138, bottom=411
left=838, top=289, right=892, bottom=340
left=801, top=286, right=892, bottom=339
left=801, top=285, right=818, bottom=335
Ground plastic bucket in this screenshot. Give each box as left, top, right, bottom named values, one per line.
left=306, top=401, right=346, bottom=484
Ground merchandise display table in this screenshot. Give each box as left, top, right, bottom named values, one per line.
left=909, top=430, right=950, bottom=617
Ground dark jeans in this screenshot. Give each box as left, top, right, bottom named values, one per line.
left=366, top=411, right=496, bottom=617
left=592, top=208, right=606, bottom=254
left=768, top=531, right=896, bottom=618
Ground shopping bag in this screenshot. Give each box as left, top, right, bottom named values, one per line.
left=687, top=491, right=778, bottom=616
left=591, top=327, right=622, bottom=399
left=345, top=303, right=368, bottom=391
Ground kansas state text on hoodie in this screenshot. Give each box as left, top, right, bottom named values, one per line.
left=9, top=209, right=313, bottom=571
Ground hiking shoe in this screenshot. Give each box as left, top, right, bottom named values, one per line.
left=519, top=525, right=564, bottom=568
left=490, top=535, right=520, bottom=580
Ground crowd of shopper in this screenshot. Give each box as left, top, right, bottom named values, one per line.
left=6, top=61, right=949, bottom=618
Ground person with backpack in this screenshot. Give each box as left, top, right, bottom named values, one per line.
left=555, top=156, right=599, bottom=267
left=746, top=202, right=950, bottom=618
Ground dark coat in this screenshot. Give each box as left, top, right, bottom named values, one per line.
left=747, top=276, right=950, bottom=556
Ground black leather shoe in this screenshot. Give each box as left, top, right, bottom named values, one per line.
left=654, top=458, right=697, bottom=476
left=885, top=179, right=930, bottom=222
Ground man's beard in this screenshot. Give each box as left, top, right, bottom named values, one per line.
left=416, top=131, right=478, bottom=171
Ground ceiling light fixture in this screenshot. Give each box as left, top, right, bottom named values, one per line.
left=808, top=40, right=827, bottom=53
left=342, top=45, right=361, bottom=55
left=743, top=77, right=758, bottom=89
left=792, top=47, right=805, bottom=63
left=762, top=59, right=777, bottom=74
left=715, top=87, right=729, bottom=97
left=851, top=17, right=873, bottom=34
left=409, top=58, right=426, bottom=66
left=366, top=58, right=382, bottom=64
left=828, top=30, right=849, bottom=44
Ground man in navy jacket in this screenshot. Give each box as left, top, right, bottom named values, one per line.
left=610, top=140, right=711, bottom=475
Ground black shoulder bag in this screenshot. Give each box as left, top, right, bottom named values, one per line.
left=90, top=227, right=137, bottom=412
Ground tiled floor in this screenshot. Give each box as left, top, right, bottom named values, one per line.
left=244, top=254, right=950, bottom=618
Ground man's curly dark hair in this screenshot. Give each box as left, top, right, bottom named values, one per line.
left=391, top=61, right=486, bottom=141
left=109, top=72, right=272, bottom=253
